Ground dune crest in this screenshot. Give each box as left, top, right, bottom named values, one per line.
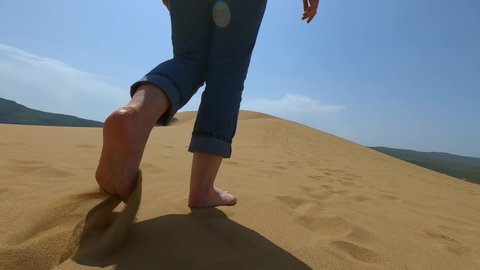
left=1, top=111, right=480, bottom=269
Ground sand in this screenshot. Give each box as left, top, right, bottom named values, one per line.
left=1, top=110, right=480, bottom=270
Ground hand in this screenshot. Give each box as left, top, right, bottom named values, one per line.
left=302, top=0, right=319, bottom=23
left=162, top=0, right=169, bottom=10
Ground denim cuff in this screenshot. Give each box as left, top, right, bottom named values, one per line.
left=188, top=135, right=232, bottom=158
left=130, top=73, right=181, bottom=126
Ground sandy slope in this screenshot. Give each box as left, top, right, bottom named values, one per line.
left=1, top=111, right=479, bottom=270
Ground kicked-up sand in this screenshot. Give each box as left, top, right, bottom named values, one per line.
left=1, top=111, right=480, bottom=269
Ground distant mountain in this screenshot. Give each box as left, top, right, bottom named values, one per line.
left=371, top=147, right=480, bottom=184
left=0, top=98, right=103, bottom=127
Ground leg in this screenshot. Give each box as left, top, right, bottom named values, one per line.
left=131, top=0, right=213, bottom=125
left=188, top=152, right=236, bottom=208
left=95, top=84, right=169, bottom=200
left=101, top=0, right=211, bottom=200
left=187, top=0, right=267, bottom=207
left=189, top=0, right=267, bottom=158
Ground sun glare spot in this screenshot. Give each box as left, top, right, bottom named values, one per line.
left=212, top=2, right=231, bottom=28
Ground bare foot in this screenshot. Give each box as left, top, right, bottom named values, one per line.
left=188, top=186, right=237, bottom=208
left=95, top=107, right=147, bottom=200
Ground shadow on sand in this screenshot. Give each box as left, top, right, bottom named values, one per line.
left=68, top=171, right=311, bottom=269
left=71, top=206, right=311, bottom=269
left=102, top=209, right=311, bottom=269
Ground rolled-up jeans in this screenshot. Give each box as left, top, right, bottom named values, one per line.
left=130, top=0, right=267, bottom=158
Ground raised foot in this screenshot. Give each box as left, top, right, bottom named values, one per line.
left=95, top=107, right=146, bottom=200
left=188, top=186, right=237, bottom=208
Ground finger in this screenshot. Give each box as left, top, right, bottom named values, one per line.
left=307, top=11, right=317, bottom=23
left=302, top=9, right=315, bottom=22
left=302, top=9, right=312, bottom=19
left=303, top=6, right=317, bottom=22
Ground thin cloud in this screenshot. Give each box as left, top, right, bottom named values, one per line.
left=241, top=94, right=345, bottom=130
left=242, top=94, right=344, bottom=115
left=0, top=44, right=128, bottom=121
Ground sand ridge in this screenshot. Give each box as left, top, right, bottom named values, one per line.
left=1, top=111, right=480, bottom=269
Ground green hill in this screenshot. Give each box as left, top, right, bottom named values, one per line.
left=0, top=98, right=103, bottom=127
left=371, top=147, right=480, bottom=184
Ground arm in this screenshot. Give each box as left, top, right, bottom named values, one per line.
left=302, top=0, right=319, bottom=23
left=162, top=0, right=169, bottom=10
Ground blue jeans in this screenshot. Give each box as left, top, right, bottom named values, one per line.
left=131, top=0, right=267, bottom=158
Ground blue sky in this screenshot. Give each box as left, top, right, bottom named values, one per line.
left=1, top=0, right=479, bottom=157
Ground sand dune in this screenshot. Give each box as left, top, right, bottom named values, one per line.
left=1, top=111, right=480, bottom=269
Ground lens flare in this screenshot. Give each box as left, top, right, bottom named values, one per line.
left=212, top=2, right=231, bottom=28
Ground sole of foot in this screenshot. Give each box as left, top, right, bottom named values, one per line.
left=96, top=107, right=146, bottom=200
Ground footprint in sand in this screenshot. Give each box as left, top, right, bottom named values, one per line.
left=275, top=195, right=313, bottom=210
left=274, top=165, right=288, bottom=171
left=308, top=175, right=325, bottom=181
left=299, top=183, right=350, bottom=201
left=307, top=175, right=335, bottom=184
left=140, top=162, right=165, bottom=174
left=345, top=226, right=375, bottom=243
left=3, top=159, right=74, bottom=178
left=423, top=229, right=477, bottom=260
left=380, top=194, right=400, bottom=201
left=330, top=240, right=383, bottom=264
left=287, top=160, right=301, bottom=167
left=40, top=167, right=75, bottom=178
left=332, top=189, right=349, bottom=195
left=299, top=185, right=334, bottom=201
left=337, top=178, right=357, bottom=187
left=296, top=215, right=354, bottom=239
left=275, top=194, right=352, bottom=238
left=279, top=199, right=355, bottom=239
left=2, top=159, right=43, bottom=174
left=352, top=195, right=372, bottom=203
left=0, top=187, right=9, bottom=195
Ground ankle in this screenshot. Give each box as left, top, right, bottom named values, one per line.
left=189, top=185, right=214, bottom=198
